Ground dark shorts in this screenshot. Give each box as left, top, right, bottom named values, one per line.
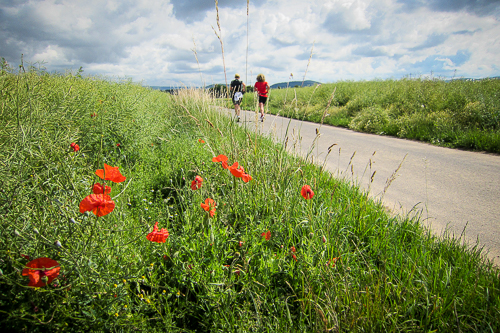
left=233, top=98, right=242, bottom=105
left=259, top=96, right=267, bottom=104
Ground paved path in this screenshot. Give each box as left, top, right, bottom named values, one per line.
left=224, top=108, right=500, bottom=264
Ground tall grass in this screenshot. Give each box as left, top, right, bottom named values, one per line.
left=242, top=78, right=500, bottom=153
left=0, top=67, right=499, bottom=332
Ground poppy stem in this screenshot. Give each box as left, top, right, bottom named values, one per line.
left=308, top=199, right=313, bottom=232
left=232, top=175, right=238, bottom=218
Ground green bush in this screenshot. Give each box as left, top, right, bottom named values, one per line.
left=349, top=106, right=389, bottom=134
left=253, top=78, right=500, bottom=153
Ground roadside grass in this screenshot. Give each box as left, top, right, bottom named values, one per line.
left=1, top=69, right=499, bottom=332
left=241, top=78, right=500, bottom=154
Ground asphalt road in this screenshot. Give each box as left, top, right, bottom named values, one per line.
left=224, top=107, right=500, bottom=265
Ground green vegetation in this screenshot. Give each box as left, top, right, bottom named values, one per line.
left=1, top=67, right=499, bottom=332
left=241, top=79, right=500, bottom=154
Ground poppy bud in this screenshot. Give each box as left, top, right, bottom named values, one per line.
left=54, top=240, right=62, bottom=247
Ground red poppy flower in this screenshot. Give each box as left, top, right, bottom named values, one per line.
left=146, top=222, right=169, bottom=243
left=92, top=183, right=111, bottom=195
left=228, top=162, right=252, bottom=181
left=228, top=162, right=244, bottom=177
left=221, top=161, right=229, bottom=169
left=79, top=194, right=115, bottom=216
left=116, top=143, right=121, bottom=147
left=212, top=154, right=228, bottom=163
left=291, top=246, right=296, bottom=253
left=95, top=164, right=126, bottom=183
left=292, top=254, right=298, bottom=261
left=301, top=185, right=314, bottom=199
left=201, top=198, right=216, bottom=217
left=198, top=139, right=205, bottom=144
left=70, top=143, right=80, bottom=152
left=242, top=173, right=253, bottom=183
left=22, top=257, right=60, bottom=287
left=21, top=254, right=31, bottom=260
left=191, top=175, right=203, bottom=190
left=238, top=241, right=243, bottom=247
left=261, top=230, right=271, bottom=241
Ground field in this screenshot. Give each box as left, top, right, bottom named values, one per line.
left=241, top=78, right=500, bottom=154
left=1, top=67, right=499, bottom=332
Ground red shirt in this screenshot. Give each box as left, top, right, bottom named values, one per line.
left=254, top=81, right=269, bottom=97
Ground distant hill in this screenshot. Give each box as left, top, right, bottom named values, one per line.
left=270, top=80, right=321, bottom=89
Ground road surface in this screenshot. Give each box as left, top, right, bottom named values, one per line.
left=223, top=107, right=500, bottom=265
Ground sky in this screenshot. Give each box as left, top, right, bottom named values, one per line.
left=1, top=0, right=499, bottom=87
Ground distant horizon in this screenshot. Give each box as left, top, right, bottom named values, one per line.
left=147, top=75, right=500, bottom=90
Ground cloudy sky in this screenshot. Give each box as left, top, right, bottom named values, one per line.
left=1, top=0, right=499, bottom=87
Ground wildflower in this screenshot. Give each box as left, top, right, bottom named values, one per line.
left=228, top=162, right=252, bottom=182
left=22, top=257, right=60, bottom=287
left=95, top=164, right=126, bottom=183
left=21, top=254, right=31, bottom=260
left=238, top=241, right=243, bottom=247
left=92, top=183, right=111, bottom=195
left=114, top=284, right=118, bottom=288
left=301, top=185, right=314, bottom=200
left=201, top=198, right=216, bottom=217
left=70, top=142, right=80, bottom=152
left=322, top=235, right=327, bottom=243
left=242, top=172, right=253, bottom=183
left=80, top=194, right=115, bottom=216
left=261, top=230, right=271, bottom=241
left=116, top=143, right=121, bottom=147
left=292, top=254, right=298, bottom=261
left=212, top=155, right=229, bottom=168
left=191, top=175, right=203, bottom=190
left=198, top=139, right=205, bottom=143
left=212, top=154, right=228, bottom=163
left=91, top=112, right=97, bottom=118
left=54, top=240, right=62, bottom=247
left=291, top=246, right=296, bottom=253
left=146, top=222, right=169, bottom=243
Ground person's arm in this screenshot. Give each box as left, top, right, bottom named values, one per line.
left=242, top=82, right=246, bottom=92
left=266, top=83, right=270, bottom=92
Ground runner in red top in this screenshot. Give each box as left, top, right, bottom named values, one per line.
left=254, top=73, right=270, bottom=122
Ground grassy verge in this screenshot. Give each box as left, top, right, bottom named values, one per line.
left=1, top=69, right=499, bottom=332
left=241, top=79, right=500, bottom=154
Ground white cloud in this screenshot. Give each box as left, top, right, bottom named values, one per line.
left=1, top=0, right=499, bottom=86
